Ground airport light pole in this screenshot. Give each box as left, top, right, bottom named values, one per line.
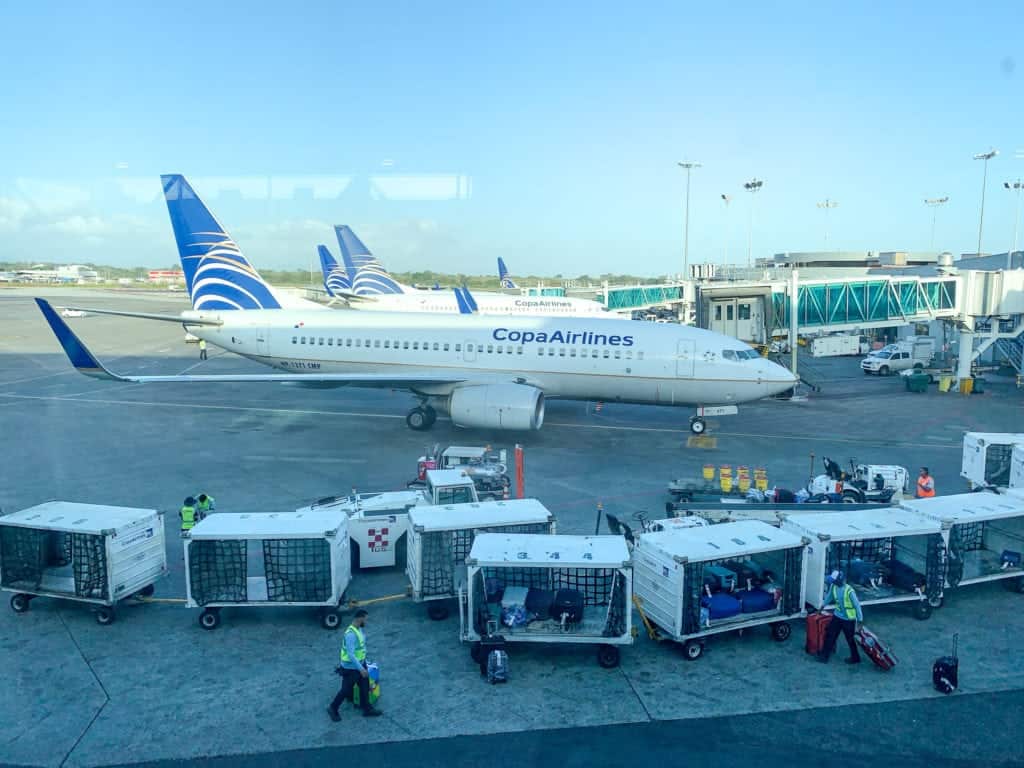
left=721, top=194, right=732, bottom=267
left=924, top=196, right=949, bottom=251
left=1005, top=180, right=1023, bottom=270
left=744, top=178, right=764, bottom=270
left=973, top=149, right=998, bottom=258
left=678, top=161, right=701, bottom=280
left=816, top=199, right=838, bottom=251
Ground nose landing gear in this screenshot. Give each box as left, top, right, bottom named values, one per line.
left=689, top=416, right=706, bottom=435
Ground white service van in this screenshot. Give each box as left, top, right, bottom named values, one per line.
left=860, top=337, right=934, bottom=376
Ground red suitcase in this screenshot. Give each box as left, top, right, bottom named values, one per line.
left=855, top=625, right=897, bottom=671
left=805, top=612, right=831, bottom=655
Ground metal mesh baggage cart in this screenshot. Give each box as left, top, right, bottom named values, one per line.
left=184, top=510, right=350, bottom=629
left=459, top=533, right=632, bottom=669
left=632, top=520, right=809, bottom=660
left=0, top=501, right=166, bottom=625
left=407, top=499, right=555, bottom=620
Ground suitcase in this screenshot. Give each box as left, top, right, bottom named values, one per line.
left=806, top=612, right=831, bottom=655
left=848, top=558, right=882, bottom=587
left=524, top=587, right=554, bottom=616
left=703, top=565, right=738, bottom=592
left=725, top=559, right=765, bottom=589
left=702, top=592, right=742, bottom=619
left=485, top=578, right=505, bottom=603
left=549, top=589, right=584, bottom=623
left=352, top=664, right=381, bottom=707
left=855, top=625, right=897, bottom=671
left=487, top=649, right=508, bottom=684
left=500, top=585, right=529, bottom=608
left=885, top=559, right=926, bottom=592
left=932, top=633, right=959, bottom=694
left=737, top=588, right=776, bottom=613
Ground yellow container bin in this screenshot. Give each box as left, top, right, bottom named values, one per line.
left=959, top=378, right=974, bottom=395
left=938, top=375, right=954, bottom=393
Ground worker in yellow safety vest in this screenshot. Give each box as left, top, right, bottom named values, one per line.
left=916, top=467, right=936, bottom=498
left=195, top=493, right=215, bottom=520
left=328, top=609, right=382, bottom=720
left=817, top=570, right=863, bottom=665
left=179, top=497, right=197, bottom=533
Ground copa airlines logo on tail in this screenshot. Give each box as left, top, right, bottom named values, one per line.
left=493, top=328, right=634, bottom=346
left=325, top=266, right=351, bottom=295
left=185, top=234, right=282, bottom=311
left=353, top=264, right=404, bottom=296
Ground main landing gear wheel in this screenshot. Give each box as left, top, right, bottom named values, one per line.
left=689, top=417, right=706, bottom=435
left=406, top=405, right=437, bottom=431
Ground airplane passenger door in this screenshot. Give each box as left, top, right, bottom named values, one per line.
left=463, top=341, right=477, bottom=362
left=676, top=339, right=695, bottom=377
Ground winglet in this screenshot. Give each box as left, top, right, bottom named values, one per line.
left=35, top=299, right=124, bottom=381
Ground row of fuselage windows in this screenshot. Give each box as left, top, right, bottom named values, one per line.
left=291, top=335, right=644, bottom=361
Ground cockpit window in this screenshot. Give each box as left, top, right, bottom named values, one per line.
left=723, top=349, right=760, bottom=361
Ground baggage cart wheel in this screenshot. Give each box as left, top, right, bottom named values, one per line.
left=597, top=644, right=620, bottom=669
left=321, top=610, right=342, bottom=630
left=199, top=609, right=221, bottom=630
left=683, top=640, right=704, bottom=661
left=928, top=595, right=944, bottom=608
left=912, top=601, right=932, bottom=621
left=95, top=606, right=116, bottom=626
left=770, top=621, right=792, bottom=642
left=134, top=584, right=155, bottom=598
left=1007, top=576, right=1024, bottom=593
left=470, top=642, right=482, bottom=663
left=10, top=594, right=31, bottom=613
left=427, top=602, right=450, bottom=621
left=689, top=417, right=706, bottom=435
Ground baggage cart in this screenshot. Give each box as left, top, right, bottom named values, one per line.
left=459, top=534, right=632, bottom=668
left=961, top=432, right=1024, bottom=490
left=632, top=521, right=809, bottom=660
left=406, top=499, right=555, bottom=620
left=901, top=491, right=1024, bottom=594
left=0, top=501, right=166, bottom=625
left=184, top=510, right=351, bottom=630
left=781, top=508, right=948, bottom=620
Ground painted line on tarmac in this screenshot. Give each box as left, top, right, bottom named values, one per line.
left=0, top=392, right=962, bottom=449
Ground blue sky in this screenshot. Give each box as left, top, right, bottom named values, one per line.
left=1, top=1, right=1022, bottom=275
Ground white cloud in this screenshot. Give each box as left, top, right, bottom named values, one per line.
left=15, top=179, right=91, bottom=214
left=0, top=197, right=30, bottom=232
left=51, top=213, right=160, bottom=238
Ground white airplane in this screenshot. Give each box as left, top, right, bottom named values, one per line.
left=319, top=226, right=611, bottom=318
left=37, top=174, right=797, bottom=434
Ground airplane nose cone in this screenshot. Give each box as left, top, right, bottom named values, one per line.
left=765, top=361, right=799, bottom=393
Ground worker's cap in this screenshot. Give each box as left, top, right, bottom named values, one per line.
left=184, top=496, right=196, bottom=506
left=827, top=570, right=844, bottom=585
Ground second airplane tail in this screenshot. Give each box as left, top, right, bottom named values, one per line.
left=498, top=257, right=518, bottom=289
left=318, top=245, right=352, bottom=297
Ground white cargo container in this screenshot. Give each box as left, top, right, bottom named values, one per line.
left=781, top=508, right=948, bottom=620
left=406, top=499, right=555, bottom=620
left=1012, top=446, right=1024, bottom=490
left=184, top=510, right=351, bottom=630
left=902, top=492, right=1024, bottom=593
left=632, top=521, right=809, bottom=660
left=809, top=334, right=869, bottom=358
left=459, top=534, right=632, bottom=668
left=961, top=433, right=1024, bottom=490
left=0, top=501, right=167, bottom=625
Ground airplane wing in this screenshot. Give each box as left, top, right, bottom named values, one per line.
left=58, top=307, right=224, bottom=325
left=35, top=298, right=473, bottom=390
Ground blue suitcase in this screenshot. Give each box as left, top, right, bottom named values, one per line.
left=737, top=588, right=776, bottom=613
left=702, top=592, right=742, bottom=619
left=703, top=566, right=738, bottom=592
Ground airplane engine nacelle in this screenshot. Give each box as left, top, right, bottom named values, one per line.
left=448, top=384, right=545, bottom=431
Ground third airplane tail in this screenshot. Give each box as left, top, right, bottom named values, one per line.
left=498, top=257, right=518, bottom=289
left=318, top=245, right=351, bottom=297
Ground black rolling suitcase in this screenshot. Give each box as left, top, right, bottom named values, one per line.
left=933, top=633, right=959, bottom=694
left=549, top=589, right=584, bottom=623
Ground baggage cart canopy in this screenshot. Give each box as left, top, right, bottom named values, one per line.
left=901, top=492, right=1024, bottom=524
left=784, top=507, right=941, bottom=541
left=409, top=499, right=553, bottom=532
left=0, top=501, right=159, bottom=535
left=468, top=533, right=629, bottom=568
left=188, top=511, right=346, bottom=540
left=638, top=520, right=805, bottom=562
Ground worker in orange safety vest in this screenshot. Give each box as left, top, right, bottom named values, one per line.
left=916, top=467, right=936, bottom=498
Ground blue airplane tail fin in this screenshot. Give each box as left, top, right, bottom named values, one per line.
left=161, top=174, right=281, bottom=310
left=454, top=287, right=477, bottom=314
left=334, top=225, right=377, bottom=279
left=318, top=245, right=351, bottom=297
left=498, top=257, right=517, bottom=289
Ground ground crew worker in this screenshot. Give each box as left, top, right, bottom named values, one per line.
left=817, top=570, right=863, bottom=665
left=179, top=496, right=197, bottom=534
left=916, top=467, right=935, bottom=498
left=198, top=338, right=207, bottom=360
left=196, top=493, right=215, bottom=520
left=328, top=609, right=382, bottom=720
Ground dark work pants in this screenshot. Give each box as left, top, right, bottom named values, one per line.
left=200, top=348, right=207, bottom=360
left=331, top=668, right=370, bottom=712
left=820, top=615, right=860, bottom=661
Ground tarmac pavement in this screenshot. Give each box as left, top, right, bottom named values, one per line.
left=1, top=289, right=1022, bottom=767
